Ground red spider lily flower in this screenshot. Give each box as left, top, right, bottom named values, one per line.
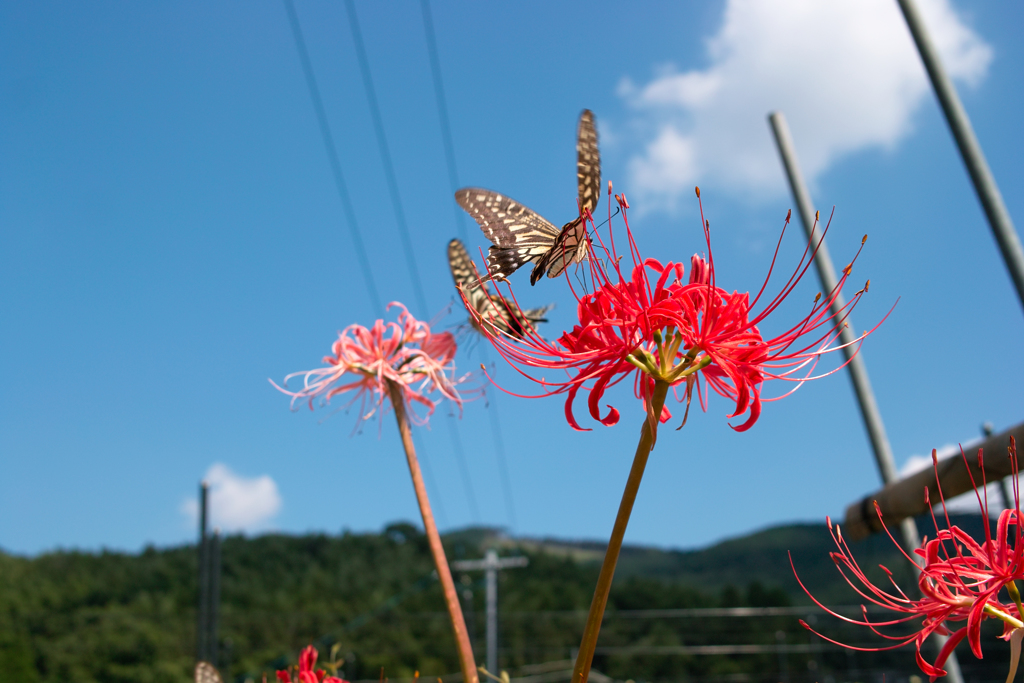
left=464, top=186, right=875, bottom=436
left=795, top=439, right=1024, bottom=682
left=271, top=303, right=471, bottom=429
left=276, top=645, right=347, bottom=683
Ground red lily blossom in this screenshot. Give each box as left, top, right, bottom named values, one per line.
left=464, top=186, right=874, bottom=435
left=271, top=303, right=471, bottom=428
left=276, top=645, right=346, bottom=683
left=796, top=438, right=1024, bottom=682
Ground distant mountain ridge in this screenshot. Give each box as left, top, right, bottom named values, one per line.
left=452, top=512, right=992, bottom=604
left=0, top=513, right=1001, bottom=683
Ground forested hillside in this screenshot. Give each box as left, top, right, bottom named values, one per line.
left=0, top=516, right=1009, bottom=683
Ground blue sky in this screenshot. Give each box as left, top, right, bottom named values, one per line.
left=2, top=0, right=1022, bottom=556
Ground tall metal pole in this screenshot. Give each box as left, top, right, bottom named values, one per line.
left=769, top=111, right=963, bottom=683
left=196, top=481, right=209, bottom=663
left=452, top=550, right=528, bottom=675
left=209, top=529, right=222, bottom=668
left=485, top=550, right=498, bottom=676
left=896, top=0, right=1024, bottom=313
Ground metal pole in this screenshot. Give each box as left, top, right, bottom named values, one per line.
left=452, top=551, right=527, bottom=675
left=769, top=111, right=963, bottom=683
left=209, top=529, right=222, bottom=668
left=485, top=549, right=498, bottom=675
left=896, top=0, right=1024, bottom=312
left=197, top=481, right=209, bottom=663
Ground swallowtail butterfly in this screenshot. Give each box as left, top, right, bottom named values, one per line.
left=195, top=662, right=223, bottom=683
left=448, top=238, right=553, bottom=338
left=455, top=109, right=601, bottom=285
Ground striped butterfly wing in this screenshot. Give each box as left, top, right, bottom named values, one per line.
left=530, top=217, right=590, bottom=284
left=195, top=662, right=223, bottom=683
left=487, top=295, right=555, bottom=338
left=531, top=108, right=600, bottom=283
left=448, top=238, right=551, bottom=339
left=448, top=237, right=493, bottom=315
left=520, top=303, right=555, bottom=326
left=455, top=189, right=560, bottom=282
left=576, top=109, right=601, bottom=214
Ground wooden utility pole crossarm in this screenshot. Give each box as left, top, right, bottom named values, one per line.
left=843, top=421, right=1024, bottom=542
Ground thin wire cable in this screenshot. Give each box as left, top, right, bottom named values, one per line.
left=420, top=0, right=468, bottom=244
left=445, top=416, right=481, bottom=522
left=420, top=0, right=518, bottom=531
left=482, top=389, right=517, bottom=530
left=283, top=0, right=449, bottom=526
left=282, top=0, right=382, bottom=314
left=344, top=0, right=479, bottom=524
left=343, top=0, right=428, bottom=319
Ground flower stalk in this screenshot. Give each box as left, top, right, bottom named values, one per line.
left=387, top=380, right=478, bottom=683
left=572, top=379, right=670, bottom=683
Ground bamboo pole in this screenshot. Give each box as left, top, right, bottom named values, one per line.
left=769, top=111, right=964, bottom=683
left=897, top=0, right=1024, bottom=313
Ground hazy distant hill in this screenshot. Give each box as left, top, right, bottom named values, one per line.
left=0, top=514, right=1005, bottom=683
left=498, top=512, right=993, bottom=604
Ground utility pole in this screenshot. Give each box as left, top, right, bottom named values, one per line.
left=196, top=481, right=222, bottom=666
left=209, top=528, right=221, bottom=668
left=769, top=111, right=963, bottom=683
left=452, top=550, right=528, bottom=675
left=197, top=481, right=209, bottom=664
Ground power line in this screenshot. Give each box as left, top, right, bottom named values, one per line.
left=343, top=0, right=428, bottom=319
left=281, top=0, right=382, bottom=314
left=281, top=0, right=449, bottom=526
left=419, top=0, right=467, bottom=243
left=343, top=0, right=479, bottom=525
left=446, top=417, right=482, bottom=522
left=484, top=392, right=518, bottom=530
left=419, top=0, right=518, bottom=531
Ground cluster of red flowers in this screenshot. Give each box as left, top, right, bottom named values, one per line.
left=276, top=645, right=347, bottom=683
left=272, top=303, right=471, bottom=429
left=465, top=187, right=874, bottom=436
left=798, top=439, right=1024, bottom=681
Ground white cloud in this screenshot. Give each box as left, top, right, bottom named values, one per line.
left=181, top=463, right=282, bottom=533
left=900, top=439, right=1013, bottom=516
left=620, top=0, right=992, bottom=212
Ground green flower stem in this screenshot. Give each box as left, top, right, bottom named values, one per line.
left=1009, top=581, right=1024, bottom=620
left=984, top=602, right=1024, bottom=630
left=387, top=381, right=478, bottom=683
left=571, top=379, right=671, bottom=683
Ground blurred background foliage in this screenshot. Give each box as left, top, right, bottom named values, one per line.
left=0, top=516, right=1011, bottom=683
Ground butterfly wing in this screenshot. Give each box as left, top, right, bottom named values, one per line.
left=455, top=188, right=560, bottom=281
left=448, top=238, right=493, bottom=318
left=448, top=238, right=489, bottom=295
left=521, top=303, right=555, bottom=325
left=530, top=217, right=590, bottom=284
left=448, top=239, right=553, bottom=338
left=576, top=109, right=601, bottom=214
left=196, top=662, right=223, bottom=683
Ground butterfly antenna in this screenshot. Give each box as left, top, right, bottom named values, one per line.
left=591, top=205, right=621, bottom=233
left=574, top=265, right=591, bottom=295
